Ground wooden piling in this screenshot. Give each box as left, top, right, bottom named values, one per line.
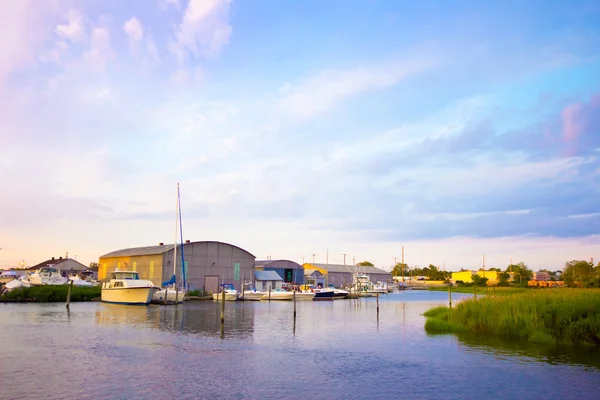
left=164, top=289, right=168, bottom=305
left=220, top=288, right=225, bottom=325
left=66, top=279, right=73, bottom=308
left=268, top=286, right=271, bottom=301
left=448, top=283, right=452, bottom=308
left=473, top=283, right=477, bottom=300
left=376, top=292, right=379, bottom=315
left=293, top=290, right=297, bottom=319
left=176, top=287, right=179, bottom=304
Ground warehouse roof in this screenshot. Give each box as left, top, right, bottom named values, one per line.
left=306, top=263, right=391, bottom=275
left=100, top=241, right=256, bottom=258
left=254, top=270, right=283, bottom=281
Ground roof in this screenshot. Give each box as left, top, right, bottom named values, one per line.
left=254, top=259, right=302, bottom=269
left=28, top=258, right=88, bottom=271
left=305, top=263, right=392, bottom=276
left=100, top=241, right=256, bottom=259
left=254, top=270, right=283, bottom=281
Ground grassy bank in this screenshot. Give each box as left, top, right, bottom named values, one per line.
left=428, top=286, right=528, bottom=296
left=1, top=285, right=101, bottom=302
left=424, top=289, right=600, bottom=346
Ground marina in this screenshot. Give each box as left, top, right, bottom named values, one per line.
left=1, top=291, right=599, bottom=400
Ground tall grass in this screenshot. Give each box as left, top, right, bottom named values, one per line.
left=424, top=289, right=600, bottom=346
left=1, top=285, right=101, bottom=302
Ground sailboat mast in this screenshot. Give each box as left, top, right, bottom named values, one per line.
left=173, top=182, right=179, bottom=289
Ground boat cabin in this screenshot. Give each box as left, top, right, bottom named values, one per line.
left=110, top=271, right=140, bottom=280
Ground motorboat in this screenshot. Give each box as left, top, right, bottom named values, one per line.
left=68, top=273, right=93, bottom=287
left=28, top=266, right=68, bottom=286
left=101, top=270, right=159, bottom=305
left=261, top=289, right=294, bottom=301
left=325, top=285, right=349, bottom=299
left=213, top=283, right=239, bottom=301
left=300, top=284, right=334, bottom=301
left=0, top=270, right=19, bottom=284
left=153, top=287, right=186, bottom=304
left=2, top=275, right=31, bottom=291
left=293, top=291, right=316, bottom=301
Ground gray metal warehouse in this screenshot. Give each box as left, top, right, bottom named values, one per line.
left=303, top=263, right=393, bottom=288
left=98, top=241, right=256, bottom=294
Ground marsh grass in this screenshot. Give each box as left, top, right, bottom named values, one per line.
left=424, top=289, right=600, bottom=346
left=428, top=286, right=528, bottom=296
left=1, top=285, right=101, bottom=302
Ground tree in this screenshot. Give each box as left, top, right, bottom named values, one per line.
left=563, top=260, right=595, bottom=287
left=487, top=267, right=501, bottom=272
left=506, top=262, right=532, bottom=285
left=89, top=262, right=99, bottom=271
left=498, top=272, right=510, bottom=286
left=356, top=261, right=374, bottom=267
left=472, top=274, right=488, bottom=286
left=392, top=263, right=408, bottom=277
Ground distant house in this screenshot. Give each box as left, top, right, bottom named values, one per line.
left=451, top=270, right=499, bottom=285
left=254, top=270, right=283, bottom=291
left=28, top=257, right=90, bottom=278
left=254, top=259, right=304, bottom=285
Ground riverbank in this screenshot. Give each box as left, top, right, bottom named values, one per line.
left=424, top=289, right=600, bottom=346
left=0, top=285, right=101, bottom=302
left=428, top=286, right=528, bottom=296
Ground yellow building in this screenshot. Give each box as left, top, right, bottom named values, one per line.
left=451, top=271, right=474, bottom=283
left=451, top=270, right=499, bottom=285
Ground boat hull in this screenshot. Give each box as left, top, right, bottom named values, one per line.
left=261, top=291, right=294, bottom=301
left=213, top=293, right=239, bottom=301
left=101, top=287, right=158, bottom=305
left=295, top=292, right=316, bottom=301
left=239, top=291, right=264, bottom=301
left=152, top=288, right=186, bottom=304
left=313, top=291, right=334, bottom=301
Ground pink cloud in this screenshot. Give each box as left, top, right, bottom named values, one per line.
left=561, top=102, right=584, bottom=142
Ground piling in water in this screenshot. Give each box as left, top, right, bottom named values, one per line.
left=66, top=280, right=73, bottom=308
left=448, top=284, right=452, bottom=308
left=220, top=288, right=225, bottom=325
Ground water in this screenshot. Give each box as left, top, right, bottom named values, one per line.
left=1, top=291, right=598, bottom=400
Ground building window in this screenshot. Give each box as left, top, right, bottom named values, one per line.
left=133, top=261, right=137, bottom=271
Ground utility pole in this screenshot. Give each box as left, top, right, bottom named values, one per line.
left=342, top=254, right=347, bottom=266
left=312, top=254, right=316, bottom=263
left=326, top=248, right=329, bottom=265
left=401, top=245, right=405, bottom=282
left=353, top=256, right=355, bottom=266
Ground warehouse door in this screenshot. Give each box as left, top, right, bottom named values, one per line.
left=205, top=275, right=219, bottom=295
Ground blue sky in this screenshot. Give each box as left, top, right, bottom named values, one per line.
left=1, top=0, right=599, bottom=271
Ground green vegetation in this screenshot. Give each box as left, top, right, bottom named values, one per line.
left=424, top=289, right=600, bottom=346
left=429, top=286, right=527, bottom=296
left=1, top=285, right=101, bottom=302
left=563, top=260, right=600, bottom=287
left=356, top=261, right=374, bottom=266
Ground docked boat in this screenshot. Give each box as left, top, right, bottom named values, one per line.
left=2, top=275, right=31, bottom=291
left=0, top=270, right=19, bottom=284
left=152, top=182, right=188, bottom=305
left=261, top=289, right=294, bottom=301
left=294, top=291, right=316, bottom=301
left=101, top=270, right=159, bottom=305
left=213, top=283, right=239, bottom=301
left=300, top=284, right=334, bottom=300
left=28, top=266, right=68, bottom=286
left=68, top=273, right=93, bottom=287
left=326, top=284, right=349, bottom=299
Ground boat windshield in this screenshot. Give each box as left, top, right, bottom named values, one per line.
left=111, top=271, right=140, bottom=280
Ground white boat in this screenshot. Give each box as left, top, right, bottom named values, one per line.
left=213, top=283, right=239, bottom=301
left=3, top=275, right=30, bottom=291
left=68, top=273, right=93, bottom=287
left=326, top=285, right=349, bottom=299
left=153, top=182, right=187, bottom=305
left=293, top=291, right=316, bottom=301
left=101, top=270, right=159, bottom=305
left=261, top=289, right=294, bottom=301
left=28, top=266, right=68, bottom=286
left=0, top=270, right=19, bottom=284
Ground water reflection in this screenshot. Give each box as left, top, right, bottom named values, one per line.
left=455, top=332, right=600, bottom=370
left=94, top=302, right=256, bottom=339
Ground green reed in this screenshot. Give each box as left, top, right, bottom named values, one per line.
left=1, top=285, right=101, bottom=302
left=424, top=289, right=600, bottom=346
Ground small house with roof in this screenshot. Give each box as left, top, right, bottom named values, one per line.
left=28, top=257, right=90, bottom=278
left=254, top=259, right=304, bottom=285
left=254, top=270, right=284, bottom=292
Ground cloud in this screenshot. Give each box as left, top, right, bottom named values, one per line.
left=170, top=0, right=233, bottom=64
left=81, top=26, right=115, bottom=71
left=123, top=17, right=143, bottom=47
left=55, top=9, right=86, bottom=43
left=278, top=60, right=435, bottom=119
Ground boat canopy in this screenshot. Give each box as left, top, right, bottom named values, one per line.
left=110, top=271, right=140, bottom=280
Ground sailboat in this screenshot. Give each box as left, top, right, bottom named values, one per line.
left=152, top=182, right=187, bottom=304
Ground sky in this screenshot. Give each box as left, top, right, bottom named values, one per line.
left=1, top=0, right=599, bottom=272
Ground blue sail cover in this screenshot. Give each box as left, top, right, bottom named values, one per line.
left=162, top=274, right=176, bottom=286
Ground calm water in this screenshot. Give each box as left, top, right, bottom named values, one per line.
left=1, top=291, right=599, bottom=400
